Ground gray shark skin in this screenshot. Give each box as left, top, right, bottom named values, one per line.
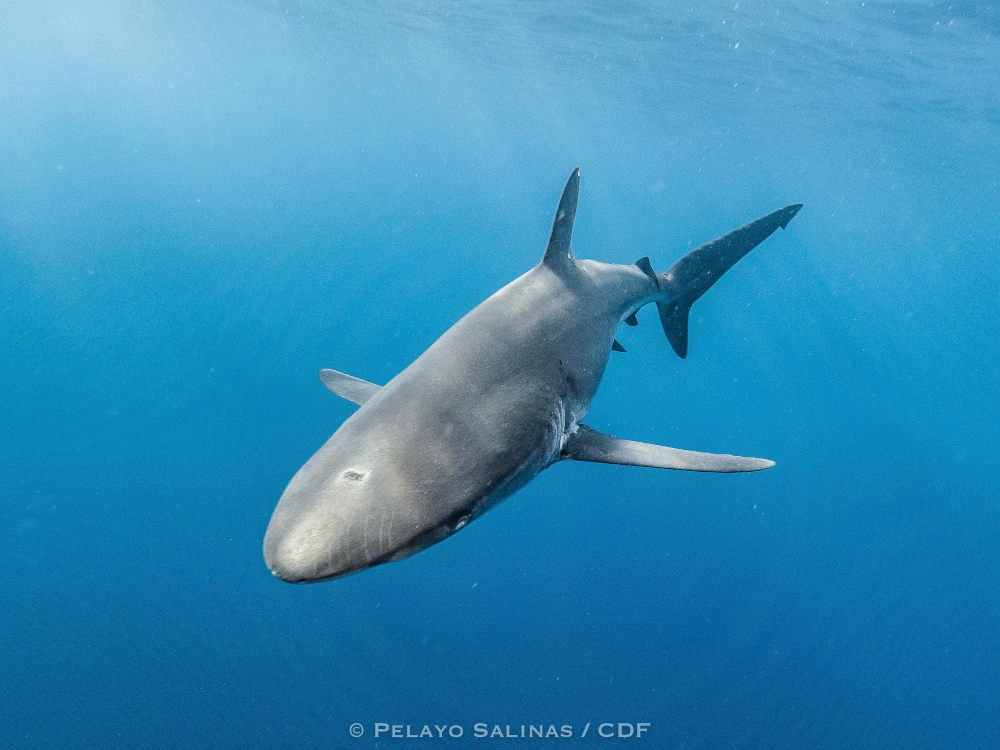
left=264, top=169, right=801, bottom=583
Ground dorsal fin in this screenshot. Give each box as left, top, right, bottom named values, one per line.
left=612, top=339, right=627, bottom=352
left=542, top=168, right=580, bottom=271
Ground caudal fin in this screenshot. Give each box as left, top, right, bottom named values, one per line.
left=658, top=204, right=801, bottom=358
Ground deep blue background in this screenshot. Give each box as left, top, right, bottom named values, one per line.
left=2, top=2, right=998, bottom=748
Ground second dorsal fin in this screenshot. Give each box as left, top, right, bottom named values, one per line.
left=634, top=256, right=657, bottom=283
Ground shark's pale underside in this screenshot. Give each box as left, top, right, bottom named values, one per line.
left=264, top=169, right=801, bottom=583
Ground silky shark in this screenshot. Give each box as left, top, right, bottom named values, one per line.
left=264, top=169, right=801, bottom=583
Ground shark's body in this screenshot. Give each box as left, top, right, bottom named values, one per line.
left=264, top=170, right=800, bottom=583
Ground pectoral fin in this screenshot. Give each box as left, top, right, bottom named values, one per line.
left=561, top=425, right=774, bottom=473
left=318, top=369, right=382, bottom=406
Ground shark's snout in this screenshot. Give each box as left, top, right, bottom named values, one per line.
left=263, top=463, right=429, bottom=583
left=263, top=517, right=343, bottom=583
left=263, top=483, right=378, bottom=583
left=264, top=552, right=313, bottom=583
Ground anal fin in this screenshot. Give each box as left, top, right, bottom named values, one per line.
left=561, top=425, right=774, bottom=473
left=318, top=369, right=382, bottom=406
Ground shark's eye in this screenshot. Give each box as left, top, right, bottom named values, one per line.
left=453, top=515, right=470, bottom=531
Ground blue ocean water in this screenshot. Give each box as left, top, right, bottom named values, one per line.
left=2, top=1, right=998, bottom=747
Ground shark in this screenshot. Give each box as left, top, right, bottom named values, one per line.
left=264, top=169, right=800, bottom=583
